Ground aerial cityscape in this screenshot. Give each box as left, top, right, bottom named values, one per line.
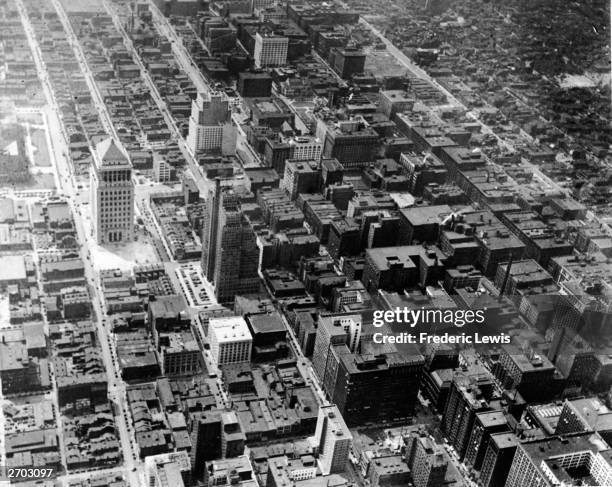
left=0, top=0, right=610, bottom=486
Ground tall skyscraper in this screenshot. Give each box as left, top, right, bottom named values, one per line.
left=91, top=137, right=134, bottom=244
left=312, top=404, right=352, bottom=475
left=441, top=371, right=495, bottom=460
left=190, top=410, right=222, bottom=476
left=201, top=180, right=260, bottom=304
left=311, top=314, right=355, bottom=384
left=187, top=91, right=236, bottom=156
left=463, top=411, right=509, bottom=470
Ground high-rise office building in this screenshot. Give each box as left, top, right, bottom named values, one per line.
left=408, top=436, right=448, bottom=487
left=190, top=410, right=222, bottom=475
left=496, top=345, right=557, bottom=402
left=208, top=316, right=253, bottom=366
left=316, top=118, right=379, bottom=167
left=312, top=314, right=424, bottom=426
left=463, top=411, right=509, bottom=470
left=201, top=180, right=260, bottom=304
left=190, top=408, right=246, bottom=479
left=91, top=137, right=134, bottom=244
left=253, top=32, right=288, bottom=68
left=441, top=371, right=495, bottom=460
left=312, top=404, right=352, bottom=475
left=312, top=314, right=360, bottom=384
left=187, top=91, right=236, bottom=156
left=479, top=433, right=518, bottom=487
left=333, top=341, right=424, bottom=426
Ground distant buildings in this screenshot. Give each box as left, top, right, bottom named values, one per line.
left=379, top=91, right=415, bottom=119
left=10, top=1, right=612, bottom=485
left=330, top=47, right=365, bottom=79
left=91, top=138, right=134, bottom=244
left=201, top=17, right=237, bottom=54
left=254, top=33, right=288, bottom=68
left=316, top=118, right=379, bottom=167
left=187, top=91, right=236, bottom=156
left=238, top=72, right=273, bottom=98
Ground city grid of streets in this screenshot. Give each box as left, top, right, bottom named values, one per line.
left=0, top=0, right=610, bottom=486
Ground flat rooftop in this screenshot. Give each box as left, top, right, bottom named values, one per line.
left=247, top=311, right=286, bottom=335
left=0, top=255, right=26, bottom=282
left=400, top=205, right=452, bottom=226
left=209, top=316, right=252, bottom=343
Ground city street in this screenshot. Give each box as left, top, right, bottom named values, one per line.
left=3, top=2, right=609, bottom=487
left=16, top=0, right=144, bottom=484
left=49, top=0, right=118, bottom=141
left=102, top=0, right=213, bottom=196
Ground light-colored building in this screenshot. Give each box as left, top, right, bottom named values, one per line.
left=286, top=135, right=323, bottom=161
left=91, top=138, right=134, bottom=244
left=378, top=90, right=415, bottom=118
left=312, top=404, right=352, bottom=475
left=208, top=316, right=252, bottom=366
left=267, top=456, right=318, bottom=487
left=505, top=433, right=612, bottom=487
left=187, top=91, right=236, bottom=155
left=205, top=455, right=258, bottom=487
left=0, top=255, right=27, bottom=288
left=153, top=154, right=175, bottom=182
left=144, top=451, right=191, bottom=487
left=253, top=32, right=288, bottom=68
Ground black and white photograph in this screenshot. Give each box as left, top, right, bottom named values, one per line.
left=0, top=0, right=610, bottom=485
